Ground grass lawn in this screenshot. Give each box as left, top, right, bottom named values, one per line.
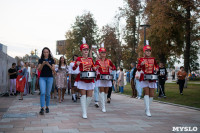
left=124, top=82, right=200, bottom=108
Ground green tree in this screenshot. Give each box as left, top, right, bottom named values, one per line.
left=143, top=0, right=185, bottom=64
left=65, top=11, right=99, bottom=63
left=178, top=0, right=200, bottom=73
left=101, top=25, right=121, bottom=67
left=189, top=21, right=200, bottom=71
left=118, top=0, right=141, bottom=68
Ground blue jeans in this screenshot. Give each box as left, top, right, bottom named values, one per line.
left=136, top=79, right=142, bottom=97
left=39, top=77, right=53, bottom=108
left=112, top=84, right=115, bottom=91
left=119, top=86, right=124, bottom=93
left=94, top=81, right=99, bottom=102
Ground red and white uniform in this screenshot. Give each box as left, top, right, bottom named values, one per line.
left=73, top=57, right=95, bottom=90
left=95, top=58, right=116, bottom=87
left=137, top=57, right=158, bottom=89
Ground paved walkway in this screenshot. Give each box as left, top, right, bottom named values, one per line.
left=0, top=93, right=200, bottom=133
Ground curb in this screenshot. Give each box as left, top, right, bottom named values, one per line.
left=153, top=100, right=200, bottom=111
left=113, top=92, right=200, bottom=111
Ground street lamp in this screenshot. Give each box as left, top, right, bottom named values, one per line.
left=140, top=24, right=150, bottom=46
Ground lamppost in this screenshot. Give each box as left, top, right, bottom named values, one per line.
left=140, top=24, right=150, bottom=46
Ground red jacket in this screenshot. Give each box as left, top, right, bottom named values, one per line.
left=95, top=58, right=116, bottom=80
left=137, top=57, right=158, bottom=81
left=73, top=57, right=95, bottom=83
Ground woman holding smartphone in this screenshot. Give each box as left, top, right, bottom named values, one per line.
left=38, top=47, right=55, bottom=115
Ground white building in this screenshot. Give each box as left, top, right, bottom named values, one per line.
left=0, top=43, right=7, bottom=54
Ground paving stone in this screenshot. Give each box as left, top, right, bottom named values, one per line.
left=24, top=126, right=59, bottom=131
left=2, top=113, right=36, bottom=118
left=0, top=125, right=13, bottom=128
left=0, top=93, right=200, bottom=133
left=43, top=128, right=79, bottom=133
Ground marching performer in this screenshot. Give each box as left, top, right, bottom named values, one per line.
left=73, top=38, right=95, bottom=119
left=69, top=54, right=80, bottom=102
left=95, top=43, right=116, bottom=112
left=137, top=43, right=158, bottom=117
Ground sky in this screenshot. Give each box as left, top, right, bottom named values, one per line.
left=0, top=0, right=124, bottom=58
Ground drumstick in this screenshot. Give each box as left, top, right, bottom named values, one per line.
left=139, top=58, right=151, bottom=67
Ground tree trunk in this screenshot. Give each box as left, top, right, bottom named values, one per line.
left=184, top=4, right=191, bottom=74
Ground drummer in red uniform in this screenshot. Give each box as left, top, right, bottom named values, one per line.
left=137, top=43, right=158, bottom=117
left=95, top=43, right=116, bottom=113
left=73, top=38, right=96, bottom=119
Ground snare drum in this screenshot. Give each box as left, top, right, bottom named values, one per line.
left=100, top=74, right=113, bottom=80
left=144, top=74, right=158, bottom=80
left=80, top=71, right=96, bottom=79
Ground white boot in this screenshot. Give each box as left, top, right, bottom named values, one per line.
left=86, top=97, right=92, bottom=108
left=144, top=95, right=151, bottom=117
left=149, top=97, right=153, bottom=116
left=149, top=97, right=153, bottom=105
left=100, top=92, right=106, bottom=112
left=80, top=95, right=87, bottom=119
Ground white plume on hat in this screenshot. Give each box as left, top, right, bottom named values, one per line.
left=101, top=43, right=104, bottom=48
left=146, top=40, right=149, bottom=45
left=82, top=37, right=86, bottom=44
left=20, top=61, right=24, bottom=66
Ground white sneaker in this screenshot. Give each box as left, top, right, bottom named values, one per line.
left=95, top=102, right=99, bottom=108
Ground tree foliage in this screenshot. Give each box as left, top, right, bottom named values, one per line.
left=65, top=12, right=99, bottom=63
left=143, top=0, right=185, bottom=65
left=101, top=25, right=121, bottom=67
left=118, top=0, right=141, bottom=69
left=143, top=0, right=200, bottom=72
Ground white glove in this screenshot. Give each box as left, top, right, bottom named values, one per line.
left=19, top=78, right=22, bottom=81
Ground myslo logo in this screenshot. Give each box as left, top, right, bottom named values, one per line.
left=172, top=127, right=198, bottom=132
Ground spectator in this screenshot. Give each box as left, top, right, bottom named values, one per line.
left=31, top=64, right=37, bottom=95
left=56, top=56, right=68, bottom=103
left=124, top=72, right=127, bottom=85
left=24, top=62, right=30, bottom=95
left=51, top=58, right=58, bottom=99
left=126, top=70, right=130, bottom=83
left=27, top=63, right=32, bottom=94
left=172, top=70, right=175, bottom=80
left=16, top=61, right=21, bottom=72
left=16, top=61, right=27, bottom=100
left=135, top=69, right=142, bottom=99
left=36, top=65, right=41, bottom=91
left=38, top=47, right=55, bottom=115
left=8, top=63, right=17, bottom=96
left=118, top=68, right=124, bottom=93
left=130, top=63, right=137, bottom=98
left=115, top=66, right=120, bottom=92
left=177, top=66, right=187, bottom=95
left=157, top=62, right=168, bottom=98
left=107, top=69, right=116, bottom=103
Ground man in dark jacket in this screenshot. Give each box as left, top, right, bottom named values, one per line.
left=130, top=63, right=137, bottom=98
